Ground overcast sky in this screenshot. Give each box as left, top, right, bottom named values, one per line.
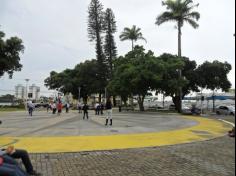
left=0, top=0, right=235, bottom=96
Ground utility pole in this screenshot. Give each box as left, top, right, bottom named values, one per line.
left=105, top=87, right=107, bottom=103
left=25, top=79, right=30, bottom=111
left=78, top=87, right=81, bottom=103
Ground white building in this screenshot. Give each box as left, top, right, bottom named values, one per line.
left=15, top=84, right=26, bottom=99
left=15, top=84, right=40, bottom=100
left=28, top=84, right=40, bottom=100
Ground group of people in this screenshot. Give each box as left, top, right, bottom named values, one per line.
left=78, top=98, right=113, bottom=126
left=0, top=121, right=41, bottom=176
left=94, top=103, right=104, bottom=115
left=47, top=101, right=70, bottom=115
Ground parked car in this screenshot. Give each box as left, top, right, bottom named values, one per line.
left=216, top=106, right=235, bottom=116
left=169, top=104, right=176, bottom=110
left=182, top=106, right=201, bottom=115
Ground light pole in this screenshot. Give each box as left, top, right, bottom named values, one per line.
left=105, top=87, right=107, bottom=103
left=78, top=87, right=81, bottom=103
left=25, top=79, right=30, bottom=111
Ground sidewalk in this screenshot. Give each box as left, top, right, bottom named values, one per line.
left=28, top=136, right=235, bottom=176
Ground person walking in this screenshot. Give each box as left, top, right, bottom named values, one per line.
left=82, top=103, right=89, bottom=120
left=27, top=101, right=35, bottom=117
left=105, top=98, right=113, bottom=126
left=77, top=102, right=82, bottom=113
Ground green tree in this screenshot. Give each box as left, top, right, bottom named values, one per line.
left=0, top=30, right=24, bottom=78
left=196, top=61, right=232, bottom=111
left=45, top=60, right=103, bottom=103
left=156, top=53, right=199, bottom=112
left=156, top=0, right=200, bottom=112
left=196, top=61, right=232, bottom=91
left=104, top=8, right=117, bottom=78
left=156, top=0, right=200, bottom=57
left=109, top=46, right=164, bottom=111
left=44, top=71, right=63, bottom=91
left=88, top=0, right=108, bottom=102
left=120, top=25, right=147, bottom=51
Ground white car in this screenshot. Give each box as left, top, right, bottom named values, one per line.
left=216, top=106, right=235, bottom=116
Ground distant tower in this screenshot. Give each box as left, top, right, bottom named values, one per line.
left=28, top=84, right=40, bottom=100
left=15, top=84, right=26, bottom=99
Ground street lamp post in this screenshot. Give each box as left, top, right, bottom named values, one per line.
left=25, top=79, right=30, bottom=111
left=78, top=87, right=81, bottom=103
left=105, top=87, right=107, bottom=103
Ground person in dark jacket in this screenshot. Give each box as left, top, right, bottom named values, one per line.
left=82, top=103, right=89, bottom=120
left=105, top=98, right=113, bottom=126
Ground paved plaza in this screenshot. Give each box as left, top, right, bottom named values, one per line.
left=0, top=110, right=235, bottom=175
left=29, top=136, right=235, bottom=176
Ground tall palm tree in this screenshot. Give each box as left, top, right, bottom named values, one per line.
left=120, top=25, right=147, bottom=51
left=156, top=0, right=200, bottom=57
left=156, top=0, right=200, bottom=113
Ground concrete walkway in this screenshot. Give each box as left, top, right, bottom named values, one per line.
left=0, top=111, right=232, bottom=153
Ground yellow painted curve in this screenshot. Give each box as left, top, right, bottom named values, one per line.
left=0, top=116, right=231, bottom=153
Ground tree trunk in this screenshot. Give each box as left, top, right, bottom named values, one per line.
left=138, top=95, right=145, bottom=111
left=178, top=22, right=182, bottom=113
left=132, top=40, right=134, bottom=51
left=83, top=95, right=88, bottom=104
left=162, top=94, right=165, bottom=108
left=178, top=23, right=182, bottom=57
left=172, top=96, right=181, bottom=113
left=212, top=90, right=215, bottom=112
left=99, top=92, right=102, bottom=103
left=113, top=96, right=117, bottom=107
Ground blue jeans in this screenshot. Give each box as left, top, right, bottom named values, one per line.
left=0, top=163, right=27, bottom=176
left=0, top=156, right=28, bottom=176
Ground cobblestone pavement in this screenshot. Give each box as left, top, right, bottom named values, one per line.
left=24, top=136, right=235, bottom=176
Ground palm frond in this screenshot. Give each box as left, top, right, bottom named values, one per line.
left=156, top=12, right=176, bottom=25
left=184, top=18, right=199, bottom=29
left=157, top=0, right=200, bottom=29
left=184, top=11, right=200, bottom=21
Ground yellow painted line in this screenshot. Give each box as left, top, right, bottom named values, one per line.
left=0, top=116, right=231, bottom=153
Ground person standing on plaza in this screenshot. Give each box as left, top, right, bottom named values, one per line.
left=95, top=102, right=99, bottom=115
left=82, top=103, right=89, bottom=120
left=52, top=102, right=57, bottom=114
left=57, top=102, right=63, bottom=116
left=105, top=98, right=113, bottom=126
left=77, top=102, right=82, bottom=113
left=65, top=102, right=70, bottom=113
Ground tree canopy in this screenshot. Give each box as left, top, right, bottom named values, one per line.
left=108, top=46, right=165, bottom=111
left=196, top=60, right=232, bottom=91
left=104, top=8, right=117, bottom=79
left=0, top=30, right=24, bottom=78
